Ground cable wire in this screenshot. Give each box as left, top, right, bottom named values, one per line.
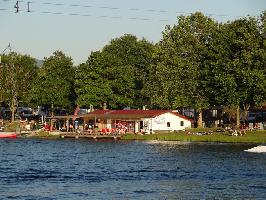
left=0, top=0, right=247, bottom=18
left=32, top=9, right=168, bottom=22
left=0, top=0, right=247, bottom=20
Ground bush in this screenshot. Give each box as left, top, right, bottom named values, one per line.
left=4, top=121, right=20, bottom=132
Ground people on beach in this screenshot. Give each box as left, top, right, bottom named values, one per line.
left=69, top=124, right=73, bottom=132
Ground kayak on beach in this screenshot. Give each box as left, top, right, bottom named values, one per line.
left=0, top=132, right=17, bottom=138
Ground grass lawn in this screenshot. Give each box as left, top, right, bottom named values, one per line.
left=122, top=129, right=266, bottom=143
left=29, top=131, right=60, bottom=139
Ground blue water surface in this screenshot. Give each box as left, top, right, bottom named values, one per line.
left=0, top=139, right=266, bottom=200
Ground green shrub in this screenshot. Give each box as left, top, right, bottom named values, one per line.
left=4, top=121, right=20, bottom=132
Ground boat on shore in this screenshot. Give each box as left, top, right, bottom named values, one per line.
left=0, top=132, right=17, bottom=138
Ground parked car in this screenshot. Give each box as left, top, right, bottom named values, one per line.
left=17, top=107, right=33, bottom=118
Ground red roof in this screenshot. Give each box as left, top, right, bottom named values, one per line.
left=89, top=110, right=112, bottom=115
left=83, top=109, right=192, bottom=121
left=171, top=112, right=193, bottom=122
left=109, top=110, right=168, bottom=116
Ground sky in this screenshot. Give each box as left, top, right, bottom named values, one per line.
left=0, top=0, right=265, bottom=65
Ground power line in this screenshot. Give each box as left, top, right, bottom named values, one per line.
left=37, top=1, right=240, bottom=18
left=33, top=10, right=169, bottom=22
left=7, top=0, right=246, bottom=19
left=5, top=1, right=170, bottom=22
left=33, top=1, right=169, bottom=14
left=0, top=0, right=247, bottom=21
left=0, top=1, right=170, bottom=21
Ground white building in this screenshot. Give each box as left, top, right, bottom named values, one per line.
left=143, top=112, right=192, bottom=133
left=82, top=110, right=192, bottom=134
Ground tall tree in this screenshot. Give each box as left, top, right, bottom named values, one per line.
left=0, top=52, right=37, bottom=122
left=146, top=12, right=219, bottom=127
left=211, top=16, right=266, bottom=126
left=75, top=51, right=113, bottom=108
left=29, top=51, right=76, bottom=114
left=75, top=34, right=154, bottom=109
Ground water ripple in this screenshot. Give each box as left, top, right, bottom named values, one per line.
left=0, top=139, right=266, bottom=199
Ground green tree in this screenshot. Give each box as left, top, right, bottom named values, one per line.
left=260, top=10, right=266, bottom=39
left=75, top=51, right=113, bottom=108
left=29, top=51, right=76, bottom=114
left=75, top=34, right=154, bottom=109
left=0, top=52, right=37, bottom=122
left=211, top=16, right=266, bottom=126
left=146, top=12, right=219, bottom=127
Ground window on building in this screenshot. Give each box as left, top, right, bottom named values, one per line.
left=180, top=121, right=184, bottom=126
left=167, top=122, right=171, bottom=127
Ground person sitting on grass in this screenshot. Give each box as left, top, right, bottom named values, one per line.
left=253, top=123, right=259, bottom=130
left=232, top=129, right=238, bottom=136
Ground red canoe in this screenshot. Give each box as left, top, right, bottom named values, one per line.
left=0, top=132, right=17, bottom=138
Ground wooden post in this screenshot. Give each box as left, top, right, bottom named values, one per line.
left=66, top=119, right=69, bottom=132
left=236, top=106, right=240, bottom=128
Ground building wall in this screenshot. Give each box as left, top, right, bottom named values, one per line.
left=146, top=113, right=191, bottom=133
left=83, top=112, right=191, bottom=134
left=106, top=119, right=112, bottom=129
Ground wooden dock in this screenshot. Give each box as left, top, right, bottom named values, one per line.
left=59, top=132, right=121, bottom=140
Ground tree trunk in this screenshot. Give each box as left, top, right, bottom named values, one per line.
left=11, top=97, right=16, bottom=123
left=197, top=109, right=203, bottom=128
left=236, top=105, right=240, bottom=128
left=243, top=103, right=250, bottom=124
left=51, top=103, right=54, bottom=117
left=9, top=63, right=17, bottom=123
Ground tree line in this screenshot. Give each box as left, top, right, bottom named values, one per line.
left=0, top=12, right=265, bottom=127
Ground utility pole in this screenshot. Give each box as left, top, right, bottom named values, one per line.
left=14, top=1, right=19, bottom=13
left=27, top=1, right=31, bottom=12
left=14, top=1, right=32, bottom=13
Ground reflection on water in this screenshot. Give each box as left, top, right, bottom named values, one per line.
left=0, top=139, right=266, bottom=199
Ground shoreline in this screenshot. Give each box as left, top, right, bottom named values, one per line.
left=12, top=129, right=266, bottom=144
left=122, top=138, right=266, bottom=144
left=20, top=136, right=266, bottom=145
left=15, top=136, right=266, bottom=145
left=121, top=130, right=266, bottom=144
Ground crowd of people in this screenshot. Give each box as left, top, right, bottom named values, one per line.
left=83, top=122, right=128, bottom=135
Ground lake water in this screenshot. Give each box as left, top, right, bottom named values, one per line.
left=0, top=139, right=266, bottom=200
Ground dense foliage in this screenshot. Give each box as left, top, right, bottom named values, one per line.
left=0, top=11, right=265, bottom=126
left=0, top=53, right=37, bottom=121
left=28, top=51, right=76, bottom=113
left=144, top=12, right=220, bottom=126
left=75, top=34, right=154, bottom=109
